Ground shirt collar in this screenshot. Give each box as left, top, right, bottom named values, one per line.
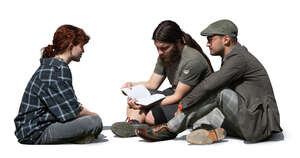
left=40, top=57, right=68, bottom=67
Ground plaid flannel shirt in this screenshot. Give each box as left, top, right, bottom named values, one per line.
left=14, top=58, right=82, bottom=144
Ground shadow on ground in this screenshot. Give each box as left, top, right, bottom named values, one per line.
left=92, top=134, right=108, bottom=143
left=243, top=132, right=284, bottom=144
left=91, top=126, right=112, bottom=143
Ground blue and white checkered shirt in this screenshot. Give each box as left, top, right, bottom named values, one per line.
left=14, top=58, right=82, bottom=144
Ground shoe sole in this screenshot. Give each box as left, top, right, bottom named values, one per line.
left=111, top=122, right=149, bottom=137
left=136, top=126, right=177, bottom=142
left=186, top=128, right=226, bottom=145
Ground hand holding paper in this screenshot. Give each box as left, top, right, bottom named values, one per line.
left=121, top=85, right=165, bottom=106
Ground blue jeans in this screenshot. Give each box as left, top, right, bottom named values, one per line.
left=36, top=115, right=103, bottom=144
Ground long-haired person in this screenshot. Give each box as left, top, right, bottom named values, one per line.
left=14, top=25, right=102, bottom=144
left=112, top=20, right=213, bottom=138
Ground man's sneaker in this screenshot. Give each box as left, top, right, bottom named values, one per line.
left=111, top=121, right=149, bottom=137
left=135, top=123, right=177, bottom=142
left=186, top=128, right=226, bottom=145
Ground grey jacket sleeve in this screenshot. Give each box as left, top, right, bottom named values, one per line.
left=180, top=52, right=247, bottom=109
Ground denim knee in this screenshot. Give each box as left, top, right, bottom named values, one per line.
left=218, top=89, right=237, bottom=106
left=219, top=89, right=236, bottom=99
left=87, top=115, right=103, bottom=136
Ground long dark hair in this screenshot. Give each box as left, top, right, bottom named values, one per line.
left=41, top=25, right=90, bottom=58
left=152, top=20, right=213, bottom=72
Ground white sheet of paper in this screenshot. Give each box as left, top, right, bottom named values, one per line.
left=121, top=85, right=151, bottom=99
left=136, top=94, right=165, bottom=106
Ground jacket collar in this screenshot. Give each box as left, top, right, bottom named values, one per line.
left=222, top=42, right=243, bottom=63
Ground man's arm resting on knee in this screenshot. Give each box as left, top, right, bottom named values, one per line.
left=160, top=82, right=192, bottom=106
left=180, top=53, right=247, bottom=110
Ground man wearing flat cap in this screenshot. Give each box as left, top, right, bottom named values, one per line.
left=136, top=19, right=282, bottom=144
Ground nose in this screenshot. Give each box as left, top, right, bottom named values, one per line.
left=158, top=49, right=164, bottom=55
left=206, top=42, right=211, bottom=47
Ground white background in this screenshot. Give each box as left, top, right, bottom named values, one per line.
left=0, top=0, right=299, bottom=157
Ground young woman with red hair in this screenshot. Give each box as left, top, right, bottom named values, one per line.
left=14, top=25, right=102, bottom=144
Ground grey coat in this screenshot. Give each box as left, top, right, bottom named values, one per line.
left=180, top=43, right=282, bottom=142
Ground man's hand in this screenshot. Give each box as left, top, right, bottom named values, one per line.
left=121, top=82, right=134, bottom=89
left=127, top=97, right=142, bottom=110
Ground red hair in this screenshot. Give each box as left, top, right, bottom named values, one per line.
left=42, top=25, right=90, bottom=58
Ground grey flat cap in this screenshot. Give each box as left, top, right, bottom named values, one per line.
left=201, top=19, right=238, bottom=37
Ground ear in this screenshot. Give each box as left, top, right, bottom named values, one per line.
left=223, top=35, right=231, bottom=46
left=67, top=43, right=73, bottom=51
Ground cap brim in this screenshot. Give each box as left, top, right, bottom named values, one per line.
left=200, top=27, right=216, bottom=36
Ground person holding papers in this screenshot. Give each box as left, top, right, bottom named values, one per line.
left=121, top=85, right=166, bottom=106
left=112, top=20, right=214, bottom=137
left=136, top=19, right=282, bottom=144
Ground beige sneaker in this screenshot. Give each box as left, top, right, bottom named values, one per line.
left=186, top=128, right=226, bottom=145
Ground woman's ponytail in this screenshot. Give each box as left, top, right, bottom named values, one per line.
left=41, top=25, right=90, bottom=59
left=41, top=44, right=55, bottom=58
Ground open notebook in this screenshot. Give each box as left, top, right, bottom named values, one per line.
left=121, top=85, right=165, bottom=106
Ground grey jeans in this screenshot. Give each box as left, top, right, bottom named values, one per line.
left=168, top=89, right=243, bottom=138
left=36, top=115, right=103, bottom=144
